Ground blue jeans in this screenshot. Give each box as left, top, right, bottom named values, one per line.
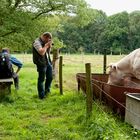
left=37, top=64, right=53, bottom=99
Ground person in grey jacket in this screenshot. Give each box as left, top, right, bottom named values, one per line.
left=33, top=32, right=53, bottom=99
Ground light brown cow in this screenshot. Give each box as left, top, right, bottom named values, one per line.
left=107, top=48, right=140, bottom=87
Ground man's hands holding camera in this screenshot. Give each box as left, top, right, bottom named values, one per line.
left=45, top=40, right=53, bottom=49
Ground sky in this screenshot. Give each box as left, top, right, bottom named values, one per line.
left=85, top=0, right=140, bottom=16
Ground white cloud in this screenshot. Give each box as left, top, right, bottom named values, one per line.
left=85, top=0, right=140, bottom=15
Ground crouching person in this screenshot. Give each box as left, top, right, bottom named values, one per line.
left=1, top=48, right=23, bottom=90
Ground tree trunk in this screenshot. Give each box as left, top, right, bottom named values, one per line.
left=52, top=49, right=59, bottom=81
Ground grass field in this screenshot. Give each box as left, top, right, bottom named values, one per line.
left=0, top=54, right=140, bottom=140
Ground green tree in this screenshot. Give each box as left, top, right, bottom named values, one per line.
left=129, top=11, right=140, bottom=50
left=58, top=9, right=107, bottom=53
left=97, top=12, right=129, bottom=54
left=0, top=0, right=88, bottom=51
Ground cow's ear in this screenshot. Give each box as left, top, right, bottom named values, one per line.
left=112, top=65, right=117, bottom=71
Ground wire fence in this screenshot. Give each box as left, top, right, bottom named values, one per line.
left=4, top=53, right=139, bottom=135
left=11, top=54, right=140, bottom=121
left=77, top=73, right=140, bottom=118
left=12, top=53, right=32, bottom=63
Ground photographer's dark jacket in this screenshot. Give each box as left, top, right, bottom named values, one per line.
left=33, top=38, right=51, bottom=67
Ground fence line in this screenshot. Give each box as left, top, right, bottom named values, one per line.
left=13, top=53, right=109, bottom=64
left=76, top=74, right=140, bottom=119
left=91, top=80, right=140, bottom=118
left=11, top=53, right=140, bottom=135
left=77, top=74, right=128, bottom=135
left=15, top=54, right=139, bottom=111
left=13, top=54, right=140, bottom=118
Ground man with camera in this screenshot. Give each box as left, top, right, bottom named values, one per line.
left=33, top=32, right=53, bottom=99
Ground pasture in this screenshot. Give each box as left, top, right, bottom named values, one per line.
left=0, top=54, right=140, bottom=140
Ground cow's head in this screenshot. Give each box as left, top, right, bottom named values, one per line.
left=107, top=63, right=124, bottom=86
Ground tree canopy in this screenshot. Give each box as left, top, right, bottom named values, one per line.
left=0, top=0, right=140, bottom=54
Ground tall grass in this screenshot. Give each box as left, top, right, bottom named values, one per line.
left=0, top=54, right=139, bottom=140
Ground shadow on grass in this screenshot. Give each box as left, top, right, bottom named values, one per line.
left=0, top=95, right=15, bottom=103
left=0, top=89, right=20, bottom=104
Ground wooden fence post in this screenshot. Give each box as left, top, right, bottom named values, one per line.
left=59, top=56, right=63, bottom=95
left=103, top=48, right=107, bottom=74
left=85, top=63, right=93, bottom=118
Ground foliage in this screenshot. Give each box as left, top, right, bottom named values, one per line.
left=129, top=11, right=140, bottom=50
left=0, top=0, right=88, bottom=52
left=1, top=1, right=140, bottom=54
left=58, top=10, right=140, bottom=54
left=58, top=9, right=107, bottom=53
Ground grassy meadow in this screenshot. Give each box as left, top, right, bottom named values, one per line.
left=0, top=54, right=140, bottom=140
